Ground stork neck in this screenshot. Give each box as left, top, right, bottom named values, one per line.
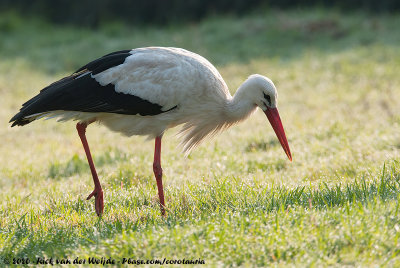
left=226, top=85, right=257, bottom=122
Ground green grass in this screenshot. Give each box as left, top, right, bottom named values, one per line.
left=1, top=8, right=400, bottom=266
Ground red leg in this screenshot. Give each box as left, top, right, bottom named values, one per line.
left=76, top=121, right=104, bottom=216
left=153, top=136, right=166, bottom=215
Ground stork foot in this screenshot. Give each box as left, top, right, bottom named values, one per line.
left=87, top=188, right=104, bottom=216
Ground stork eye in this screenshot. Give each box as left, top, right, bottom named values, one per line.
left=263, top=93, right=271, bottom=106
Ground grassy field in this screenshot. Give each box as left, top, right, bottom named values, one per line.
left=1, top=8, right=400, bottom=266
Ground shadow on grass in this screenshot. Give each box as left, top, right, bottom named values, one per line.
left=48, top=149, right=128, bottom=179
left=244, top=138, right=280, bottom=152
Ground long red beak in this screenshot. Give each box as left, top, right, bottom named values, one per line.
left=264, top=108, right=292, bottom=161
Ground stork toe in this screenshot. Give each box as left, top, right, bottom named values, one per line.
left=87, top=188, right=104, bottom=216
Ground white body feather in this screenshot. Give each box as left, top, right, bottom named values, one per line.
left=46, top=47, right=277, bottom=154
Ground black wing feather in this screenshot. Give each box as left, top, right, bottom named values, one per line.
left=10, top=50, right=176, bottom=127
left=74, top=50, right=133, bottom=74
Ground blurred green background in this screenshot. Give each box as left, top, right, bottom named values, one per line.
left=1, top=0, right=399, bottom=27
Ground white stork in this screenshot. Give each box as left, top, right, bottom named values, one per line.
left=10, top=47, right=292, bottom=216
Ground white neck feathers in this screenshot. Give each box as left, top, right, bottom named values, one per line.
left=226, top=79, right=258, bottom=123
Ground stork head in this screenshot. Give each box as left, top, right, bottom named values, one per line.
left=242, top=74, right=292, bottom=161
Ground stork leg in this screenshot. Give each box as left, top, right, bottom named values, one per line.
left=153, top=136, right=166, bottom=215
left=76, top=121, right=104, bottom=216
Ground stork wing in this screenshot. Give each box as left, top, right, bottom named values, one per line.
left=10, top=50, right=176, bottom=127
